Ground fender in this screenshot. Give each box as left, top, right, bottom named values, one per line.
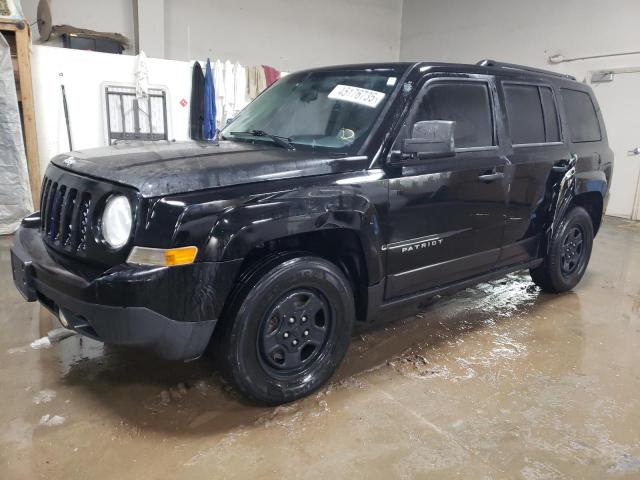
left=204, top=183, right=387, bottom=285
left=546, top=155, right=608, bottom=252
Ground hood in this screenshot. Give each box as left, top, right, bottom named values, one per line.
left=50, top=141, right=368, bottom=197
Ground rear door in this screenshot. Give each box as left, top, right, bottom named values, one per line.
left=384, top=75, right=509, bottom=298
left=497, top=79, right=570, bottom=267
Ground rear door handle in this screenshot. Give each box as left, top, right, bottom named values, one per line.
left=478, top=172, right=504, bottom=183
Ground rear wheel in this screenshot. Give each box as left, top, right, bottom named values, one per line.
left=530, top=206, right=594, bottom=293
left=213, top=254, right=354, bottom=405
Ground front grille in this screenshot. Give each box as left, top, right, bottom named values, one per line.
left=39, top=164, right=138, bottom=266
left=40, top=176, right=92, bottom=256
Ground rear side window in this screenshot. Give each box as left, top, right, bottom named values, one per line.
left=415, top=81, right=494, bottom=148
left=561, top=89, right=601, bottom=142
left=503, top=84, right=561, bottom=144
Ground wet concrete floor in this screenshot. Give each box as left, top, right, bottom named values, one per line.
left=1, top=216, right=639, bottom=479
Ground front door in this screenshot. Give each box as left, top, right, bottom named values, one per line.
left=384, top=76, right=508, bottom=299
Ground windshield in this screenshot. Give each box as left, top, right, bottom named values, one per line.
left=221, top=68, right=402, bottom=155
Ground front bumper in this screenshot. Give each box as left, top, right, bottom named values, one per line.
left=11, top=224, right=241, bottom=360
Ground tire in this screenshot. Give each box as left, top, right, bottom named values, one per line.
left=530, top=206, right=594, bottom=293
left=212, top=253, right=354, bottom=405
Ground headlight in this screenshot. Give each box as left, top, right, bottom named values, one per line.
left=102, top=195, right=132, bottom=249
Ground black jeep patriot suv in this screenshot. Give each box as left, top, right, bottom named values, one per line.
left=11, top=60, right=612, bottom=405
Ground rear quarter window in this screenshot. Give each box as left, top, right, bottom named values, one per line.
left=561, top=88, right=602, bottom=143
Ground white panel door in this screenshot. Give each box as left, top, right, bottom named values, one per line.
left=593, top=73, right=640, bottom=220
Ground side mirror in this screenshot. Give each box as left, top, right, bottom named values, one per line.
left=401, top=120, right=456, bottom=160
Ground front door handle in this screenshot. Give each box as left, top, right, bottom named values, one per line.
left=628, top=147, right=640, bottom=156
left=552, top=165, right=569, bottom=173
left=478, top=172, right=504, bottom=183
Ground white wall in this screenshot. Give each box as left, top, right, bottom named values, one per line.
left=400, top=0, right=640, bottom=80
left=137, top=0, right=165, bottom=58
left=400, top=0, right=640, bottom=219
left=21, top=0, right=403, bottom=72
left=21, top=0, right=135, bottom=50
left=164, top=0, right=403, bottom=71
left=31, top=46, right=193, bottom=176
left=27, top=0, right=404, bottom=177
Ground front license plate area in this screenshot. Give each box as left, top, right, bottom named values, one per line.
left=11, top=249, right=37, bottom=302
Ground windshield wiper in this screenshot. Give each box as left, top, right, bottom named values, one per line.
left=230, top=130, right=295, bottom=150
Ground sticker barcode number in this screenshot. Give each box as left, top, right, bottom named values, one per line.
left=328, top=85, right=386, bottom=108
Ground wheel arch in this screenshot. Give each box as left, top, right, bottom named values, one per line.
left=237, top=228, right=376, bottom=323
left=570, top=190, right=604, bottom=235
left=204, top=190, right=386, bottom=323
left=209, top=188, right=384, bottom=276
left=551, top=168, right=607, bottom=237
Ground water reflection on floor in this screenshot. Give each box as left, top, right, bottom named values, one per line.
left=1, top=217, right=639, bottom=479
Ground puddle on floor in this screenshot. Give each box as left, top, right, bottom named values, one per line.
left=1, top=219, right=640, bottom=479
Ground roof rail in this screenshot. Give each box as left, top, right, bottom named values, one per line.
left=476, top=59, right=576, bottom=81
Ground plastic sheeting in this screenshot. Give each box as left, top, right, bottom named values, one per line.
left=0, top=33, right=32, bottom=234
left=0, top=0, right=24, bottom=20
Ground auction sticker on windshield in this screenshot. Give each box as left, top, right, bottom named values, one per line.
left=328, top=85, right=386, bottom=108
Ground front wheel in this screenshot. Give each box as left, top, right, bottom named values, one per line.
left=530, top=206, right=594, bottom=293
left=213, top=254, right=354, bottom=405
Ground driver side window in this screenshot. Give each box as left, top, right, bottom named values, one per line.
left=413, top=80, right=495, bottom=149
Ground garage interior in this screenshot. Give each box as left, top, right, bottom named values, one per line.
left=1, top=0, right=640, bottom=478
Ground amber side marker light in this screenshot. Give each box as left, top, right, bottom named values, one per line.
left=127, top=246, right=198, bottom=266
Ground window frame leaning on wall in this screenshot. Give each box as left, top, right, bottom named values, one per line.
left=102, top=82, right=170, bottom=144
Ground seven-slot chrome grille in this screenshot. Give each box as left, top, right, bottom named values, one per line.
left=40, top=176, right=92, bottom=256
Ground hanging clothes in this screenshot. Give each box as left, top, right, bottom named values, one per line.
left=247, top=65, right=268, bottom=100
left=203, top=59, right=216, bottom=141
left=213, top=60, right=225, bottom=129
left=263, top=65, right=281, bottom=87
left=222, top=60, right=235, bottom=124
left=247, top=66, right=257, bottom=102
left=257, top=66, right=267, bottom=94
left=135, top=51, right=149, bottom=102
left=189, top=61, right=205, bottom=140
left=191, top=59, right=281, bottom=135
left=233, top=62, right=248, bottom=115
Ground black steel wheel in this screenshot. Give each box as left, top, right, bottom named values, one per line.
left=212, top=253, right=354, bottom=405
left=530, top=206, right=594, bottom=293
left=258, top=289, right=332, bottom=375
left=560, top=225, right=585, bottom=276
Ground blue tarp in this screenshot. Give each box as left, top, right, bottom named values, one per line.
left=203, top=59, right=217, bottom=141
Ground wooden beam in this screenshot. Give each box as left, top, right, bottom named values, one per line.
left=0, top=20, right=23, bottom=32
left=13, top=24, right=41, bottom=209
